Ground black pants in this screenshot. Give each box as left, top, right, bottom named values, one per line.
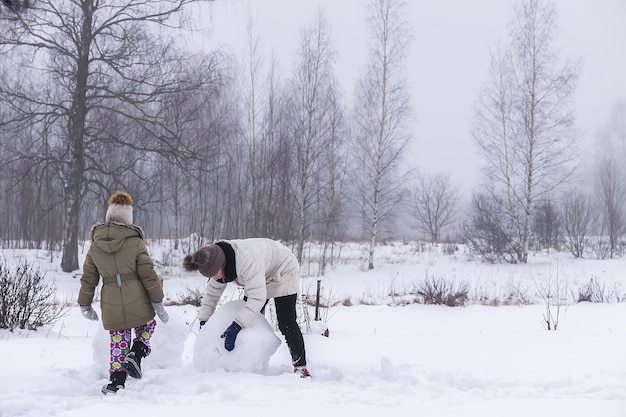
left=258, top=294, right=306, bottom=367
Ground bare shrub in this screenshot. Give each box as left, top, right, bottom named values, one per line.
left=442, top=243, right=458, bottom=255
left=160, top=247, right=175, bottom=267
left=575, top=277, right=606, bottom=303
left=174, top=286, right=204, bottom=307
left=500, top=286, right=532, bottom=306
left=413, top=274, right=468, bottom=307
left=589, top=237, right=611, bottom=260
left=463, top=193, right=519, bottom=264
left=411, top=241, right=428, bottom=254
left=300, top=281, right=343, bottom=327
left=479, top=283, right=532, bottom=306
left=534, top=264, right=566, bottom=331
left=0, top=259, right=68, bottom=330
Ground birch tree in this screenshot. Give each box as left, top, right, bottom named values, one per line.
left=290, top=10, right=340, bottom=262
left=351, top=0, right=412, bottom=269
left=240, top=13, right=266, bottom=237
left=316, top=90, right=347, bottom=275
left=471, top=0, right=579, bottom=263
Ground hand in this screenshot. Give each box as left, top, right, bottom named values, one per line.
left=220, top=321, right=242, bottom=351
left=151, top=302, right=169, bottom=323
left=80, top=305, right=98, bottom=321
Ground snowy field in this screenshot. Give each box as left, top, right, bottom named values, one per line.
left=1, top=241, right=625, bottom=417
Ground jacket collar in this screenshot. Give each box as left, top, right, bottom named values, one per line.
left=216, top=241, right=237, bottom=282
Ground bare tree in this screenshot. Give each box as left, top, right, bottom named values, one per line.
left=471, top=0, right=579, bottom=263
left=0, top=0, right=31, bottom=16
left=532, top=195, right=561, bottom=253
left=151, top=76, right=229, bottom=246
left=235, top=13, right=299, bottom=241
left=0, top=0, right=216, bottom=271
left=260, top=57, right=297, bottom=241
left=595, top=156, right=626, bottom=258
left=316, top=92, right=348, bottom=275
left=350, top=0, right=412, bottom=269
left=561, top=191, right=593, bottom=258
left=289, top=10, right=340, bottom=263
left=411, top=172, right=460, bottom=243
left=238, top=12, right=266, bottom=237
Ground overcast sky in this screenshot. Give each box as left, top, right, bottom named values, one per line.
left=194, top=0, right=626, bottom=191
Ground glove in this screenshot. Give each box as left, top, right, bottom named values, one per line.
left=80, top=305, right=98, bottom=321
left=199, top=320, right=206, bottom=330
left=151, top=302, right=169, bottom=323
left=221, top=321, right=242, bottom=351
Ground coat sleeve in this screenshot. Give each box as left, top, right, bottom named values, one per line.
left=135, top=239, right=164, bottom=303
left=234, top=253, right=267, bottom=328
left=77, top=250, right=99, bottom=306
left=198, top=279, right=227, bottom=322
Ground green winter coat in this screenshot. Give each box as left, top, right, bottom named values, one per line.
left=78, top=222, right=164, bottom=331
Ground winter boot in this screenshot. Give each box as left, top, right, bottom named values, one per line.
left=125, top=340, right=149, bottom=379
left=101, top=371, right=126, bottom=395
left=294, top=366, right=312, bottom=379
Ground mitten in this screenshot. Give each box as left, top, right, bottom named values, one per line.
left=80, top=305, right=98, bottom=321
left=221, top=321, right=242, bottom=351
left=151, top=302, right=170, bottom=323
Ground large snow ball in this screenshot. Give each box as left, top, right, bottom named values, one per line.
left=91, top=307, right=186, bottom=377
left=143, top=313, right=187, bottom=369
left=193, top=299, right=281, bottom=374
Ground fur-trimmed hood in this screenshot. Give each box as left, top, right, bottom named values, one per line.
left=90, top=222, right=145, bottom=241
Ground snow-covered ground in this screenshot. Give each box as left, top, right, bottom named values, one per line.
left=1, top=241, right=625, bottom=417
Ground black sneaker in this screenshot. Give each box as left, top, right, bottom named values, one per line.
left=101, top=371, right=126, bottom=395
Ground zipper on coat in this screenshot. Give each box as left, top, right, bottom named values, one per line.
left=116, top=273, right=122, bottom=286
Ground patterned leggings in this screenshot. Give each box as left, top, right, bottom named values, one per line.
left=108, top=320, right=156, bottom=374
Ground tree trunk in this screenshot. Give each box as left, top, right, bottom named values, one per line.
left=60, top=0, right=92, bottom=272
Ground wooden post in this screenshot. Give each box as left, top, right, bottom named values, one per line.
left=315, top=279, right=321, bottom=321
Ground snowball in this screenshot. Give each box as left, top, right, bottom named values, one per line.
left=143, top=314, right=187, bottom=369
left=91, top=309, right=186, bottom=377
left=193, top=300, right=281, bottom=374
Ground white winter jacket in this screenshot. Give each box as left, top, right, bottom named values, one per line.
left=198, top=238, right=301, bottom=328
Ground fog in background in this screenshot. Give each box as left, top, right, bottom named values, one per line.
left=194, top=0, right=626, bottom=190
